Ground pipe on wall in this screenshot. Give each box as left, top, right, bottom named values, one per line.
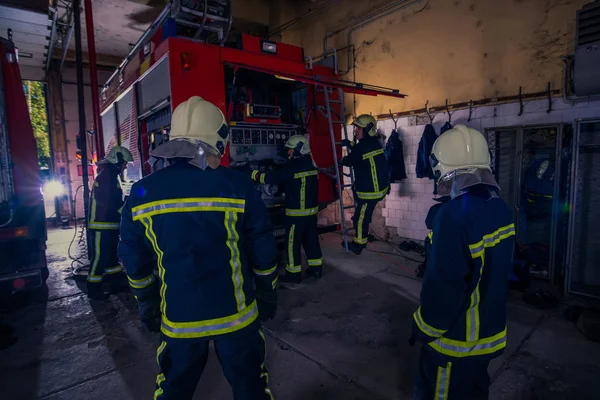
left=84, top=0, right=104, bottom=159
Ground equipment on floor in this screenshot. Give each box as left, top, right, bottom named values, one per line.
left=97, top=0, right=407, bottom=253
left=0, top=34, right=48, bottom=295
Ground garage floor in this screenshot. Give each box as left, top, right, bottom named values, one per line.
left=1, top=227, right=600, bottom=399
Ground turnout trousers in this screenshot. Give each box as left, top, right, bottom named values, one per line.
left=154, top=328, right=274, bottom=400
left=414, top=344, right=492, bottom=400
left=351, top=198, right=381, bottom=249
left=87, top=230, right=123, bottom=284
left=284, top=215, right=323, bottom=276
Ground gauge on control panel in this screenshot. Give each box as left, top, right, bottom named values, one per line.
left=276, top=133, right=281, bottom=140
left=267, top=131, right=275, bottom=145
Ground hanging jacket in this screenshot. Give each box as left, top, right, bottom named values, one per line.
left=412, top=186, right=515, bottom=360
left=440, top=121, right=453, bottom=134
left=89, top=164, right=124, bottom=230
left=341, top=135, right=390, bottom=200
left=416, top=124, right=439, bottom=180
left=384, top=129, right=407, bottom=182
left=118, top=161, right=278, bottom=340
left=252, top=155, right=319, bottom=217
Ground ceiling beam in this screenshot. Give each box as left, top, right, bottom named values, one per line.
left=52, top=48, right=123, bottom=67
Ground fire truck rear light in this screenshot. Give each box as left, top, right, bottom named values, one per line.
left=0, top=226, right=29, bottom=240
left=13, top=278, right=26, bottom=290
left=181, top=52, right=191, bottom=70
left=261, top=40, right=277, bottom=54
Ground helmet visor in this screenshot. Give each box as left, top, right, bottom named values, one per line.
left=437, top=167, right=499, bottom=198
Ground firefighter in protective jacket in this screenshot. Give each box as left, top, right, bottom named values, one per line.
left=87, top=146, right=133, bottom=300
left=118, top=96, right=278, bottom=400
left=252, top=135, right=323, bottom=283
left=411, top=125, right=515, bottom=400
left=340, top=114, right=390, bottom=254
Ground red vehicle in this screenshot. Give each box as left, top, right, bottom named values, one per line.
left=99, top=1, right=405, bottom=241
left=0, top=35, right=47, bottom=294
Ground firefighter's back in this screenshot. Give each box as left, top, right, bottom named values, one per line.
left=126, top=161, right=262, bottom=338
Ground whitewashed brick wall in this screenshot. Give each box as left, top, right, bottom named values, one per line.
left=320, top=97, right=600, bottom=242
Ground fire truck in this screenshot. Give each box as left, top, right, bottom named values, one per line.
left=99, top=0, right=405, bottom=242
left=0, top=34, right=47, bottom=294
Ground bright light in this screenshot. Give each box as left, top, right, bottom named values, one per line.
left=43, top=181, right=64, bottom=198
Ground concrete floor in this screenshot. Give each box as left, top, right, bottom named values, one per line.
left=1, top=227, right=600, bottom=399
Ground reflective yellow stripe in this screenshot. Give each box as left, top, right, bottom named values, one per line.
left=434, top=362, right=452, bottom=400
left=253, top=265, right=277, bottom=276
left=225, top=211, right=246, bottom=312
left=413, top=306, right=447, bottom=338
left=132, top=197, right=245, bottom=221
left=466, top=262, right=484, bottom=342
left=286, top=265, right=302, bottom=273
left=271, top=275, right=279, bottom=289
left=362, top=149, right=384, bottom=160
left=251, top=170, right=260, bottom=181
left=427, top=231, right=433, bottom=242
left=357, top=203, right=367, bottom=242
left=87, top=231, right=103, bottom=283
left=88, top=222, right=120, bottom=230
left=128, top=273, right=156, bottom=289
left=369, top=157, right=379, bottom=192
left=285, top=207, right=319, bottom=217
left=105, top=265, right=123, bottom=274
left=160, top=300, right=259, bottom=339
left=287, top=224, right=296, bottom=268
left=293, top=170, right=318, bottom=179
left=154, top=373, right=166, bottom=400
left=428, top=328, right=507, bottom=358
left=259, top=329, right=275, bottom=400
left=91, top=190, right=97, bottom=222
left=468, top=224, right=515, bottom=259
left=140, top=217, right=167, bottom=316
left=260, top=174, right=266, bottom=184
left=307, top=258, right=323, bottom=266
left=156, top=341, right=166, bottom=365
left=356, top=186, right=389, bottom=200
left=353, top=237, right=368, bottom=245
left=300, top=177, right=306, bottom=209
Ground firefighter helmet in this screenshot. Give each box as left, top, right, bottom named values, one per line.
left=170, top=96, right=228, bottom=156
left=285, top=135, right=311, bottom=156
left=430, top=125, right=491, bottom=183
left=352, top=114, right=378, bottom=137
left=98, top=146, right=133, bottom=165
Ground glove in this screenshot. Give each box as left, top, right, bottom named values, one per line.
left=256, top=289, right=277, bottom=321
left=138, top=295, right=161, bottom=333
left=340, top=139, right=352, bottom=148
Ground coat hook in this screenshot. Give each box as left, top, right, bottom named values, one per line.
left=389, top=109, right=398, bottom=130
left=425, top=100, right=434, bottom=124
left=468, top=100, right=473, bottom=122
left=445, top=99, right=454, bottom=124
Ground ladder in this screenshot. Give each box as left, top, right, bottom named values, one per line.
left=322, top=86, right=355, bottom=252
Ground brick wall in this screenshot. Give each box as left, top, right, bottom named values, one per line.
left=319, top=97, right=600, bottom=242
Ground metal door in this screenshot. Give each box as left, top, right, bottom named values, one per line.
left=566, top=119, right=600, bottom=298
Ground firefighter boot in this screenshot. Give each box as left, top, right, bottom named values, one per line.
left=87, top=282, right=107, bottom=301
left=341, top=241, right=363, bottom=255
left=306, top=266, right=322, bottom=279
left=279, top=273, right=302, bottom=284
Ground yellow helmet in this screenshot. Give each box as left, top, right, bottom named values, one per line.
left=284, top=135, right=311, bottom=155
left=430, top=125, right=491, bottom=183
left=98, top=146, right=133, bottom=165
left=352, top=114, right=377, bottom=137
left=170, top=96, right=228, bottom=155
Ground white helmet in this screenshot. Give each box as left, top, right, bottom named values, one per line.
left=97, top=146, right=133, bottom=165
left=170, top=96, right=228, bottom=156
left=285, top=135, right=311, bottom=156
left=430, top=125, right=491, bottom=183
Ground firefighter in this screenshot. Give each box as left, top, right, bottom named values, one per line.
left=340, top=114, right=390, bottom=254
left=118, top=96, right=278, bottom=400
left=251, top=135, right=323, bottom=283
left=87, top=146, right=133, bottom=300
left=411, top=125, right=515, bottom=400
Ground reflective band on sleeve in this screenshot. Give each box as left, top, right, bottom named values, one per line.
left=260, top=174, right=266, bottom=184
left=362, top=149, right=384, bottom=160
left=225, top=211, right=246, bottom=312
left=434, top=362, right=452, bottom=400
left=88, top=222, right=120, bottom=230
left=307, top=258, right=323, bottom=266
left=285, top=207, right=319, bottom=217
left=128, top=274, right=156, bottom=289
left=468, top=224, right=515, bottom=258
left=253, top=265, right=277, bottom=276
left=356, top=187, right=389, bottom=200
left=428, top=328, right=507, bottom=358
left=413, top=306, right=447, bottom=338
left=161, top=300, right=259, bottom=339
left=132, top=197, right=245, bottom=220
left=251, top=170, right=260, bottom=181
left=293, top=171, right=318, bottom=179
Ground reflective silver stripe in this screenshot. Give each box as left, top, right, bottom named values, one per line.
left=253, top=265, right=277, bottom=276
left=161, top=302, right=258, bottom=336
left=89, top=222, right=120, bottom=230
left=87, top=275, right=103, bottom=282
left=362, top=149, right=384, bottom=160
left=129, top=274, right=156, bottom=289
left=105, top=266, right=123, bottom=274
left=286, top=265, right=302, bottom=273
left=356, top=187, right=389, bottom=200
left=287, top=224, right=296, bottom=268
left=469, top=224, right=515, bottom=256
left=413, top=307, right=446, bottom=337
left=285, top=207, right=319, bottom=217
left=307, top=259, right=323, bottom=266
left=435, top=362, right=452, bottom=400
left=294, top=171, right=318, bottom=179
left=226, top=211, right=245, bottom=312
left=132, top=199, right=245, bottom=219
left=468, top=288, right=479, bottom=342
left=432, top=334, right=506, bottom=354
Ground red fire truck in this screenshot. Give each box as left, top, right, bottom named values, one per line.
left=0, top=34, right=47, bottom=294
left=99, top=1, right=405, bottom=241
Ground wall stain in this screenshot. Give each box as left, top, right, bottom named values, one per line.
left=381, top=40, right=393, bottom=55
left=476, top=18, right=483, bottom=28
